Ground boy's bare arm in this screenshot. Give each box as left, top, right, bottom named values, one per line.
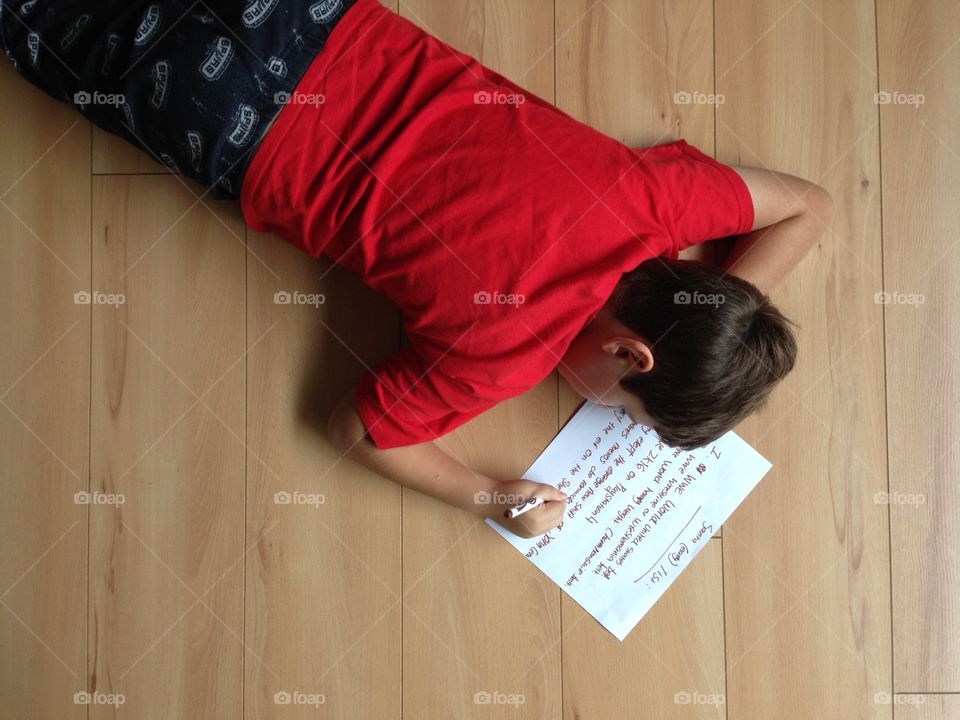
left=325, top=389, right=567, bottom=538
left=722, top=166, right=834, bottom=294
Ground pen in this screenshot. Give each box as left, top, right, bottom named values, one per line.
left=504, top=496, right=545, bottom=519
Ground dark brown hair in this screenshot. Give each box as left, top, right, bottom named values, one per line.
left=611, top=258, right=797, bottom=450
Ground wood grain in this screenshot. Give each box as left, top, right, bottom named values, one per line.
left=89, top=176, right=246, bottom=717
left=244, top=232, right=403, bottom=719
left=716, top=1, right=891, bottom=717
left=894, top=695, right=960, bottom=719
left=0, top=63, right=91, bottom=720
left=561, top=540, right=725, bottom=718
left=92, top=127, right=170, bottom=175
left=877, top=0, right=960, bottom=692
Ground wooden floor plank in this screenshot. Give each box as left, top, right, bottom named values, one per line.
left=400, top=386, right=560, bottom=719
left=92, top=127, right=169, bottom=175
left=553, top=2, right=727, bottom=717
left=395, top=2, right=563, bottom=718
left=555, top=0, right=715, bottom=152
left=877, top=0, right=960, bottom=692
left=716, top=1, right=891, bottom=717
left=88, top=177, right=246, bottom=718
left=561, top=540, right=725, bottom=718
left=244, top=233, right=402, bottom=719
left=0, top=64, right=91, bottom=720
left=894, top=695, right=960, bottom=719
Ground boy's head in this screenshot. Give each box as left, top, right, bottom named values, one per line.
left=559, top=258, right=797, bottom=450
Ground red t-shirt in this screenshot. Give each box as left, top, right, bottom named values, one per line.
left=240, top=0, right=755, bottom=450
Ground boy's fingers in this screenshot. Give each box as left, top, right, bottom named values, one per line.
left=533, top=502, right=565, bottom=527
left=534, top=500, right=565, bottom=519
left=540, top=486, right=567, bottom=503
left=510, top=500, right=564, bottom=537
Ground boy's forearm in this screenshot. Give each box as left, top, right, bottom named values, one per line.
left=720, top=210, right=827, bottom=294
left=349, top=435, right=498, bottom=515
left=722, top=167, right=834, bottom=294
left=328, top=400, right=497, bottom=516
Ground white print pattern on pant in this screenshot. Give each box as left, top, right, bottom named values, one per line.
left=200, top=36, right=235, bottom=81
left=309, top=0, right=343, bottom=24
left=227, top=103, right=259, bottom=147
left=150, top=59, right=170, bottom=110
left=134, top=4, right=161, bottom=46
left=242, top=0, right=281, bottom=29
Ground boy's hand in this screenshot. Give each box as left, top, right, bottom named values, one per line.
left=483, top=478, right=567, bottom=539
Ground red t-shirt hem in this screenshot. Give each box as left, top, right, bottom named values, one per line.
left=354, top=366, right=480, bottom=449
left=354, top=368, right=402, bottom=449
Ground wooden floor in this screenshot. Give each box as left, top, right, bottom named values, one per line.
left=1, top=0, right=957, bottom=718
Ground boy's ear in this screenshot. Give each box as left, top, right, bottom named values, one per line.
left=601, top=336, right=655, bottom=374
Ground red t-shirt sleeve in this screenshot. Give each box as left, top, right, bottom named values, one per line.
left=634, top=140, right=755, bottom=258
left=353, top=345, right=498, bottom=449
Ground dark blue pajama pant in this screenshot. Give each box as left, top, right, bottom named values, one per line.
left=0, top=0, right=357, bottom=199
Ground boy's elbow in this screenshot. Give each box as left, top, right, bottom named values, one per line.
left=326, top=394, right=371, bottom=456
left=806, top=184, right=834, bottom=229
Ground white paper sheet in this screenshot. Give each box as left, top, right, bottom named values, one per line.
left=486, top=400, right=771, bottom=641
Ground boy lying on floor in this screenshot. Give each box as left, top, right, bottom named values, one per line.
left=1, top=0, right=832, bottom=538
